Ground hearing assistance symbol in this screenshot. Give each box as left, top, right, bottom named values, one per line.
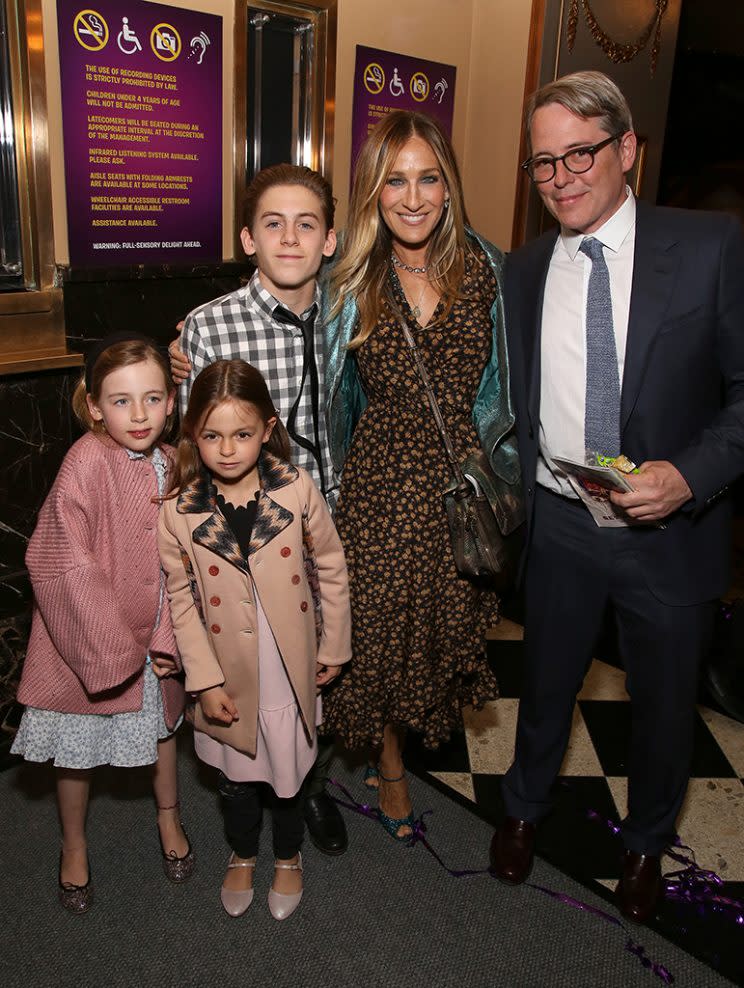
left=117, top=17, right=141, bottom=54
left=151, top=22, right=181, bottom=61
left=189, top=31, right=210, bottom=64
left=73, top=9, right=108, bottom=51
left=363, top=62, right=385, bottom=95
left=434, top=78, right=448, bottom=105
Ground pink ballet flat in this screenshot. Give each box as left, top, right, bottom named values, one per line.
left=267, top=853, right=303, bottom=921
left=220, top=852, right=256, bottom=917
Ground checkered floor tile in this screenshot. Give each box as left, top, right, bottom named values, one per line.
left=407, top=617, right=744, bottom=984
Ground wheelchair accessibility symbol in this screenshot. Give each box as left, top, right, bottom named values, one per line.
left=117, top=17, right=142, bottom=55
left=390, top=67, right=405, bottom=97
left=151, top=22, right=181, bottom=61
left=73, top=9, right=108, bottom=51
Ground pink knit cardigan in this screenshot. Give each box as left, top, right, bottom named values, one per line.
left=17, top=432, right=185, bottom=729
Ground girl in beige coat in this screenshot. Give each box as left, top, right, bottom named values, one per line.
left=158, top=360, right=351, bottom=921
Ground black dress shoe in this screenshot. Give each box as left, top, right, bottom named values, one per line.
left=304, top=791, right=348, bottom=856
left=615, top=851, right=662, bottom=924
left=489, top=816, right=536, bottom=885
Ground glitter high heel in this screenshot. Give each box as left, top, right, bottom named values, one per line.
left=362, top=764, right=380, bottom=788
left=377, top=770, right=415, bottom=841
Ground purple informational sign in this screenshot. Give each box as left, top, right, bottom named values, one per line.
left=57, top=0, right=222, bottom=266
left=351, top=45, right=457, bottom=179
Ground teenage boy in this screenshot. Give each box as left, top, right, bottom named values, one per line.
left=169, top=165, right=347, bottom=858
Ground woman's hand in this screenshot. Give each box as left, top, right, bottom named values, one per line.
left=315, top=662, right=341, bottom=692
left=168, top=323, right=192, bottom=385
left=198, top=685, right=239, bottom=724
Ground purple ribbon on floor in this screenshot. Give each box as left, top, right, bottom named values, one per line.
left=587, top=810, right=744, bottom=926
left=330, top=779, right=674, bottom=983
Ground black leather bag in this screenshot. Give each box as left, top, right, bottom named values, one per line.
left=397, top=311, right=523, bottom=591
left=443, top=448, right=524, bottom=590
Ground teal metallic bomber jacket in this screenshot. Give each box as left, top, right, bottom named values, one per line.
left=319, top=228, right=522, bottom=503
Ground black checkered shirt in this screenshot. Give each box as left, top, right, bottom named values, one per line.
left=180, top=271, right=338, bottom=508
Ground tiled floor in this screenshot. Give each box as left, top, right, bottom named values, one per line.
left=408, top=617, right=744, bottom=986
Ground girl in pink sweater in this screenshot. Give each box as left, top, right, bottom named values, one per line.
left=12, top=334, right=192, bottom=913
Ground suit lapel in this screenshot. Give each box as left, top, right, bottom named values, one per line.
left=523, top=234, right=558, bottom=431
left=621, top=202, right=681, bottom=431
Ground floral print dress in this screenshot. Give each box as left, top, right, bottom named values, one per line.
left=323, top=245, right=500, bottom=750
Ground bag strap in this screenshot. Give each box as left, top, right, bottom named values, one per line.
left=394, top=308, right=467, bottom=487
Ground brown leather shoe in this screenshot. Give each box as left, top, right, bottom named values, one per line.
left=489, top=816, right=536, bottom=885
left=615, top=851, right=663, bottom=924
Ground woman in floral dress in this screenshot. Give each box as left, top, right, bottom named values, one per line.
left=321, top=111, right=521, bottom=837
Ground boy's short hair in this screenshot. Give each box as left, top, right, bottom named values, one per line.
left=242, top=164, right=335, bottom=232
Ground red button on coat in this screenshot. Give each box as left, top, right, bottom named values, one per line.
left=211, top=624, right=221, bottom=634
left=300, top=601, right=308, bottom=612
left=209, top=565, right=219, bottom=576
left=291, top=575, right=301, bottom=585
left=210, top=596, right=221, bottom=607
left=280, top=547, right=291, bottom=558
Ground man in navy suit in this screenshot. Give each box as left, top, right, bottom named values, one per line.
left=490, top=70, right=744, bottom=923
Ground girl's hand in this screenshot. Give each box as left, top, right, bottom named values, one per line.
left=150, top=654, right=179, bottom=678
left=168, top=325, right=192, bottom=385
left=198, top=685, right=239, bottom=724
left=315, top=663, right=341, bottom=692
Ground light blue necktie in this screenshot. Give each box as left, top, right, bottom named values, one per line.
left=579, top=237, right=621, bottom=457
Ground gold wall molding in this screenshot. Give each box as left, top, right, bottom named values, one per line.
left=567, top=0, right=669, bottom=76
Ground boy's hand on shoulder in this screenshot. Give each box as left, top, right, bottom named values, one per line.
left=198, top=685, right=239, bottom=724
left=315, top=662, right=341, bottom=692
left=168, top=322, right=192, bottom=384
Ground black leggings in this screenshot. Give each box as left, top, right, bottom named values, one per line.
left=218, top=774, right=304, bottom=859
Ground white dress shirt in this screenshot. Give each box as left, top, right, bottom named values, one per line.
left=537, top=189, right=636, bottom=496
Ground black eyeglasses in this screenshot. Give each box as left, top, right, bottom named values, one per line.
left=521, top=133, right=624, bottom=184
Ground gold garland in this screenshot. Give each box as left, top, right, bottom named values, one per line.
left=567, top=0, right=668, bottom=76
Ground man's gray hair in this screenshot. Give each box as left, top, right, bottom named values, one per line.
left=525, top=70, right=634, bottom=152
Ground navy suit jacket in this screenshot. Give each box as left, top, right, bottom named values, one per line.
left=505, top=200, right=744, bottom=605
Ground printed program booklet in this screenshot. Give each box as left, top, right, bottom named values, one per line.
left=551, top=457, right=641, bottom=528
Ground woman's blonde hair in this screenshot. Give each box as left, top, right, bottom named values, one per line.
left=329, top=110, right=470, bottom=349
left=71, top=338, right=175, bottom=437
left=170, top=359, right=291, bottom=495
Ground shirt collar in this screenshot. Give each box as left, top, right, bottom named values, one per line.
left=561, top=186, right=636, bottom=261
left=243, top=269, right=320, bottom=325
left=125, top=445, right=165, bottom=464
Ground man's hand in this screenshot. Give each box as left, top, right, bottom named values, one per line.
left=168, top=321, right=191, bottom=385
left=610, top=460, right=692, bottom=522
